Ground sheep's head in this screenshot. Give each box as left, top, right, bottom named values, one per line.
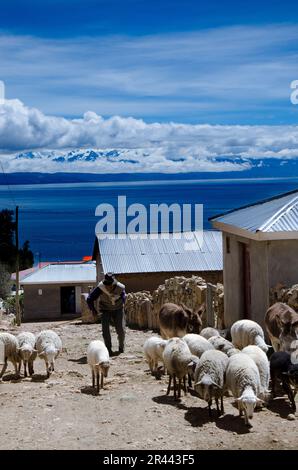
left=100, top=361, right=110, bottom=377
left=237, top=391, right=262, bottom=420
left=39, top=344, right=58, bottom=375
left=194, top=374, right=220, bottom=402
left=187, top=356, right=199, bottom=381
left=18, top=345, right=36, bottom=362
left=254, top=336, right=271, bottom=353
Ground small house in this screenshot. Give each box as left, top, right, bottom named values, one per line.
left=22, top=262, right=96, bottom=320
left=211, top=189, right=298, bottom=327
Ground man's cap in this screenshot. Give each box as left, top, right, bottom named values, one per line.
left=103, top=272, right=115, bottom=285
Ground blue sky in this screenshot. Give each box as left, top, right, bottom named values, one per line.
left=0, top=0, right=298, bottom=174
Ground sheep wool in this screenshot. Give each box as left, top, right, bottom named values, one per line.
left=194, top=349, right=229, bottom=416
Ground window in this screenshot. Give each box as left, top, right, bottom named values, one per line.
left=226, top=236, right=231, bottom=254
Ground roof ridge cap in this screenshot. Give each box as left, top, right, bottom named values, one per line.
left=258, top=195, right=298, bottom=232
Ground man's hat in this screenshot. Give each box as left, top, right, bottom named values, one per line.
left=103, top=272, right=115, bottom=285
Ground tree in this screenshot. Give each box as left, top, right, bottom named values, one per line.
left=19, top=240, right=34, bottom=271
left=0, top=263, right=11, bottom=299
left=0, top=209, right=34, bottom=272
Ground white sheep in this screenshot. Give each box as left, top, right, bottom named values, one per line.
left=35, top=330, right=62, bottom=378
left=183, top=333, right=214, bottom=358
left=143, top=336, right=167, bottom=376
left=225, top=353, right=262, bottom=427
left=200, top=327, right=220, bottom=340
left=208, top=335, right=236, bottom=356
left=163, top=337, right=196, bottom=399
left=87, top=340, right=110, bottom=393
left=231, top=319, right=270, bottom=353
left=194, top=349, right=229, bottom=416
left=0, top=333, right=20, bottom=379
left=17, top=332, right=37, bottom=377
left=242, top=345, right=270, bottom=403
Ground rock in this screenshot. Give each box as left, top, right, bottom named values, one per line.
left=272, top=438, right=279, bottom=443
left=67, top=371, right=84, bottom=378
left=120, top=394, right=137, bottom=402
left=287, top=414, right=296, bottom=421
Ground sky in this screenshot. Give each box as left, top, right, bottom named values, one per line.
left=0, top=0, right=298, bottom=173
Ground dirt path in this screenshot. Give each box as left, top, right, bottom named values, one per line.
left=0, top=321, right=297, bottom=450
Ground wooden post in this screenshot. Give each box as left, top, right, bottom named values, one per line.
left=206, top=283, right=216, bottom=327
left=15, top=206, right=21, bottom=326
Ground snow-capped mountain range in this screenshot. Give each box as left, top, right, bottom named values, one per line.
left=1, top=148, right=298, bottom=179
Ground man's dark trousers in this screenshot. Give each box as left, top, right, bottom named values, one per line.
left=101, top=308, right=126, bottom=352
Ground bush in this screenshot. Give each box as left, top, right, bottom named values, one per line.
left=3, top=293, right=24, bottom=316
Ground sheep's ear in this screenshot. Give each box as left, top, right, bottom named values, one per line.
left=187, top=360, right=196, bottom=373
left=266, top=344, right=273, bottom=349
left=257, top=398, right=264, bottom=405
left=38, top=350, right=46, bottom=358
left=33, top=349, right=38, bottom=353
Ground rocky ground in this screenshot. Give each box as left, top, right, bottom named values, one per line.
left=0, top=320, right=297, bottom=450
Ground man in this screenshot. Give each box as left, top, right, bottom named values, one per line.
left=87, top=272, right=126, bottom=355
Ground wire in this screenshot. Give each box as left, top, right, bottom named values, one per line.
left=0, top=157, right=17, bottom=207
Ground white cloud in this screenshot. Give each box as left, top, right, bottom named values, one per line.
left=0, top=24, right=298, bottom=121
left=0, top=98, right=298, bottom=173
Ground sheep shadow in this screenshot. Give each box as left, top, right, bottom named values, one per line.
left=184, top=406, right=217, bottom=428
left=214, top=413, right=251, bottom=434
left=68, top=356, right=87, bottom=364
left=152, top=395, right=188, bottom=411
left=267, top=396, right=294, bottom=418
left=31, top=374, right=48, bottom=382
left=145, top=368, right=164, bottom=380
left=80, top=386, right=101, bottom=396
left=1, top=373, right=22, bottom=383
left=184, top=398, right=251, bottom=434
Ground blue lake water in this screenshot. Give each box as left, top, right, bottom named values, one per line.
left=0, top=177, right=298, bottom=262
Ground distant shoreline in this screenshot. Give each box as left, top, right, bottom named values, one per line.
left=1, top=171, right=298, bottom=187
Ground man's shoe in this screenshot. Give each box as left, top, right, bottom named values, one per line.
left=118, top=347, right=124, bottom=354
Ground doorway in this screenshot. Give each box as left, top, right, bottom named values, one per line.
left=60, top=286, right=76, bottom=314
left=239, top=242, right=251, bottom=319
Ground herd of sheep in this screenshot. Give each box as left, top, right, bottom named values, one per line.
left=0, top=300, right=297, bottom=430
left=144, top=300, right=298, bottom=428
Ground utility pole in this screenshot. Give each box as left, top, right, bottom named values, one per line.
left=15, top=205, right=21, bottom=326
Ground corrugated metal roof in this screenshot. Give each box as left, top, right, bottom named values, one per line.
left=97, top=231, right=222, bottom=274
left=21, top=262, right=96, bottom=285
left=211, top=189, right=298, bottom=233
